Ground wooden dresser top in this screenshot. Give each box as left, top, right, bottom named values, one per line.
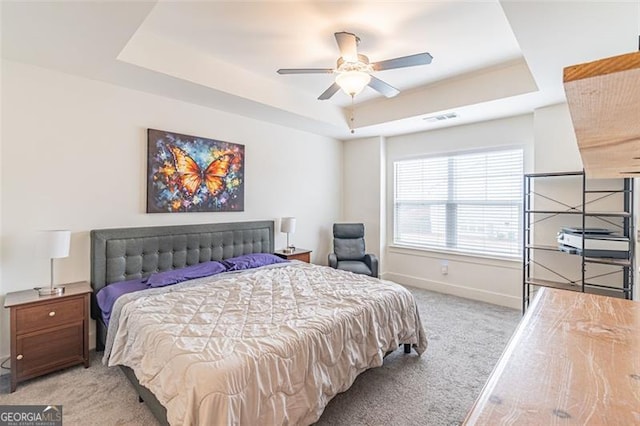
left=463, top=287, right=640, bottom=425
left=4, top=281, right=92, bottom=308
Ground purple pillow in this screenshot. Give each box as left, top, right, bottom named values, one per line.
left=96, top=278, right=148, bottom=326
left=223, top=253, right=288, bottom=271
left=145, top=260, right=228, bottom=288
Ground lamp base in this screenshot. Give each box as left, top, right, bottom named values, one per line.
left=283, top=247, right=296, bottom=254
left=36, top=286, right=65, bottom=297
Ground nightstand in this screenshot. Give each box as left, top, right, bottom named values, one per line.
left=4, top=281, right=91, bottom=392
left=274, top=248, right=312, bottom=263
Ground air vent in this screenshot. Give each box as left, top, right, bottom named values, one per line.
left=423, top=112, right=458, bottom=123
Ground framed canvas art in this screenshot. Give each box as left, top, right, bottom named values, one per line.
left=147, top=129, right=245, bottom=213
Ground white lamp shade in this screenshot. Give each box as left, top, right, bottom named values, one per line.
left=336, top=71, right=371, bottom=96
left=41, top=230, right=71, bottom=259
left=280, top=217, right=296, bottom=234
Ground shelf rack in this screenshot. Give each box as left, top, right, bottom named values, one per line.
left=522, top=171, right=634, bottom=313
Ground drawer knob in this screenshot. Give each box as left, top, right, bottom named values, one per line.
left=16, top=354, right=23, bottom=360
left=48, top=311, right=56, bottom=317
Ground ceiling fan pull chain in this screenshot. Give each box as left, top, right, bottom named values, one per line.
left=350, top=95, right=356, bottom=134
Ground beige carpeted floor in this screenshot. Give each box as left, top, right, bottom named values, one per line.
left=0, top=286, right=520, bottom=425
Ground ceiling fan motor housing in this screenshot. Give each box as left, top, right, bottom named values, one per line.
left=337, top=54, right=373, bottom=73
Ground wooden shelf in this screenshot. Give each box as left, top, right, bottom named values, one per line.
left=525, top=171, right=584, bottom=177
left=583, top=283, right=629, bottom=299
left=564, top=51, right=640, bottom=178
left=525, top=210, right=582, bottom=215
left=525, top=244, right=563, bottom=252
left=584, top=189, right=632, bottom=194
left=584, top=257, right=632, bottom=267
left=524, top=278, right=582, bottom=293
left=584, top=211, right=631, bottom=217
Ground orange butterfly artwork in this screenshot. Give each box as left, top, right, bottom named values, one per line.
left=147, top=129, right=244, bottom=213
left=169, top=146, right=233, bottom=197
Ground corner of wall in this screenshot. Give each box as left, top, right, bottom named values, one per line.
left=533, top=103, right=583, bottom=173
left=342, top=136, right=385, bottom=263
left=378, top=136, right=387, bottom=273
left=339, top=138, right=346, bottom=221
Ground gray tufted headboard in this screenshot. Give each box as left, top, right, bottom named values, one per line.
left=90, top=220, right=274, bottom=324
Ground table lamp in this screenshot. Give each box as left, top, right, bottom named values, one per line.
left=37, top=230, right=70, bottom=296
left=280, top=217, right=296, bottom=253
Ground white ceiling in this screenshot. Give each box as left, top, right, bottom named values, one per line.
left=2, top=1, right=639, bottom=140
left=139, top=1, right=522, bottom=104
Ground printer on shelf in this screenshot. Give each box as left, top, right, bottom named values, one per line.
left=557, top=227, right=629, bottom=259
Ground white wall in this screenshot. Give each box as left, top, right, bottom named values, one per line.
left=382, top=115, right=534, bottom=308
left=343, top=103, right=635, bottom=309
left=530, top=103, right=584, bottom=292
left=342, top=136, right=385, bottom=264
left=0, top=61, right=343, bottom=360
left=343, top=115, right=536, bottom=308
left=533, top=103, right=582, bottom=173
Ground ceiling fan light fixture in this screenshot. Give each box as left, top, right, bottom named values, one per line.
left=277, top=32, right=432, bottom=103
left=336, top=71, right=371, bottom=96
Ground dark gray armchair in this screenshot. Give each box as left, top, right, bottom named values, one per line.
left=328, top=223, right=379, bottom=277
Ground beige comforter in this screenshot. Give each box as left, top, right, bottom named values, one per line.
left=104, top=262, right=427, bottom=425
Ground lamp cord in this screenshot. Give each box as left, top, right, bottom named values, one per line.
left=1, top=357, right=10, bottom=370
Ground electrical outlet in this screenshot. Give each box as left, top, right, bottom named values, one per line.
left=440, top=260, right=449, bottom=275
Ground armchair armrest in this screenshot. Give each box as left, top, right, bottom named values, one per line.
left=363, top=254, right=379, bottom=278
left=328, top=253, right=338, bottom=269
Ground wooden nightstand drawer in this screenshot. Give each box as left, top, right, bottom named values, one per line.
left=16, top=322, right=84, bottom=379
left=16, top=296, right=85, bottom=334
left=286, top=252, right=311, bottom=262
left=274, top=249, right=312, bottom=263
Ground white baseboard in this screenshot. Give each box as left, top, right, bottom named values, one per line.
left=383, top=271, right=521, bottom=310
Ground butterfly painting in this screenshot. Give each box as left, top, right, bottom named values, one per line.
left=147, top=129, right=244, bottom=213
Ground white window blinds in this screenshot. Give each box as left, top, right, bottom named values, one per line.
left=393, top=148, right=523, bottom=258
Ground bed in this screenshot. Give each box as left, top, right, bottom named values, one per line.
left=91, top=221, right=427, bottom=425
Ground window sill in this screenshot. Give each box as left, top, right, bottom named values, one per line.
left=387, top=244, right=521, bottom=269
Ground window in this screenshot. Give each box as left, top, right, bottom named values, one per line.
left=393, top=148, right=523, bottom=258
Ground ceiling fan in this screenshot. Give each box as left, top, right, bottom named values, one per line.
left=277, top=31, right=433, bottom=100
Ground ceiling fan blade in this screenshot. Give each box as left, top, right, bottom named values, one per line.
left=318, top=82, right=341, bottom=100
left=368, top=76, right=400, bottom=98
left=334, top=32, right=358, bottom=62
left=277, top=68, right=334, bottom=74
left=372, top=52, right=433, bottom=71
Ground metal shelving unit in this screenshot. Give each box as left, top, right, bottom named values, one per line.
left=523, top=171, right=634, bottom=313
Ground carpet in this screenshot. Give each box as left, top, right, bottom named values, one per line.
left=0, top=286, right=520, bottom=425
